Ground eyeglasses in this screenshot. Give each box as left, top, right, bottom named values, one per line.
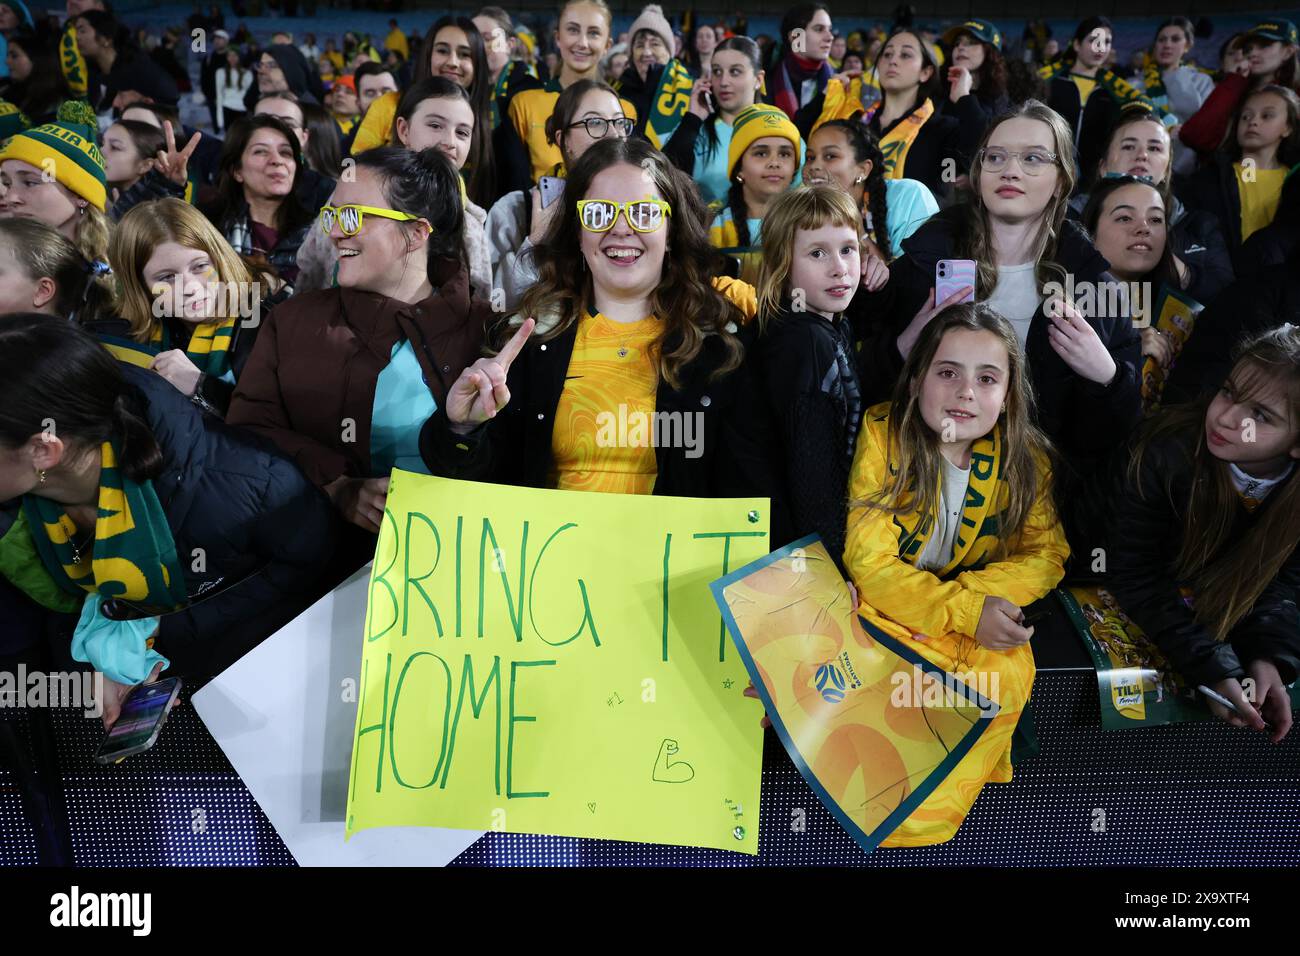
left=566, top=116, right=635, bottom=139
left=319, top=203, right=429, bottom=237
left=577, top=199, right=672, bottom=233
left=979, top=147, right=1059, bottom=176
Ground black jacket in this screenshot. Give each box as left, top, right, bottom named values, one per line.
left=1175, top=155, right=1261, bottom=276
left=420, top=319, right=782, bottom=509
left=1065, top=192, right=1234, bottom=307
left=98, top=51, right=180, bottom=110
left=1045, top=72, right=1128, bottom=177
left=1105, top=426, right=1300, bottom=685
left=6, top=367, right=336, bottom=676
left=865, top=98, right=964, bottom=202
left=660, top=110, right=706, bottom=178
left=941, top=90, right=1012, bottom=165
left=119, top=365, right=335, bottom=677
left=1164, top=261, right=1300, bottom=405
left=617, top=62, right=664, bottom=142
left=1237, top=167, right=1300, bottom=279
left=1168, top=197, right=1235, bottom=305
left=753, top=307, right=861, bottom=570
left=854, top=207, right=1142, bottom=552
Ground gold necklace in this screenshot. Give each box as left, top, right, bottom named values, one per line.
left=61, top=514, right=94, bottom=565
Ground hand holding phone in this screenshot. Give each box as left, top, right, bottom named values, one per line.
left=935, top=259, right=977, bottom=305
left=688, top=76, right=713, bottom=119
left=95, top=677, right=182, bottom=765
left=538, top=175, right=565, bottom=209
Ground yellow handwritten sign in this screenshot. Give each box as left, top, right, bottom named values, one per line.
left=345, top=472, right=768, bottom=853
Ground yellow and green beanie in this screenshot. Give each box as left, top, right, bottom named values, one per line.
left=728, top=104, right=803, bottom=177
left=0, top=100, right=106, bottom=211
left=0, top=99, right=31, bottom=142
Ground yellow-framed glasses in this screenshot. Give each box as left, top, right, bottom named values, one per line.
left=318, top=203, right=429, bottom=237
left=576, top=198, right=672, bottom=234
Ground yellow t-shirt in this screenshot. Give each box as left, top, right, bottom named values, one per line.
left=1235, top=163, right=1287, bottom=242
left=550, top=312, right=661, bottom=495
left=1070, top=74, right=1098, bottom=104
left=509, top=87, right=638, bottom=184
left=385, top=28, right=410, bottom=61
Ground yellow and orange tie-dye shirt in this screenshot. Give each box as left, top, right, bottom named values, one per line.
left=550, top=311, right=661, bottom=496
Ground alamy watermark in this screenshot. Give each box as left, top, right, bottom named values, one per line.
left=1041, top=276, right=1156, bottom=325
left=595, top=404, right=704, bottom=459
left=151, top=280, right=263, bottom=328
left=0, top=665, right=103, bottom=718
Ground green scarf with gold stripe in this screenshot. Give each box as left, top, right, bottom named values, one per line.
left=645, top=58, right=694, bottom=149
left=60, top=20, right=89, bottom=99
left=1038, top=60, right=1174, bottom=126
left=20, top=440, right=187, bottom=613
left=889, top=419, right=1006, bottom=576
left=150, top=316, right=237, bottom=378
left=491, top=63, right=513, bottom=129
left=1141, top=56, right=1168, bottom=104
left=97, top=316, right=237, bottom=379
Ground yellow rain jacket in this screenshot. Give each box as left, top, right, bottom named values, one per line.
left=845, top=403, right=1068, bottom=845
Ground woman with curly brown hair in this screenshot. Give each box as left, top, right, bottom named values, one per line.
left=420, top=136, right=777, bottom=508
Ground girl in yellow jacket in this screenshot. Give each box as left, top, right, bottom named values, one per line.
left=845, top=302, right=1069, bottom=846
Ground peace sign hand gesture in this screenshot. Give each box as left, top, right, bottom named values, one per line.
left=152, top=121, right=202, bottom=188
left=446, top=318, right=536, bottom=434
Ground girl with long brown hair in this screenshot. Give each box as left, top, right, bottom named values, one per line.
left=421, top=136, right=772, bottom=502
left=858, top=99, right=1141, bottom=554
left=1107, top=325, right=1300, bottom=742
left=845, top=302, right=1068, bottom=845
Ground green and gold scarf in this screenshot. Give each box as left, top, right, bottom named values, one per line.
left=1039, top=60, right=1175, bottom=127
left=151, top=316, right=237, bottom=378
left=20, top=441, right=187, bottom=613
left=96, top=332, right=158, bottom=370
left=491, top=63, right=514, bottom=129
left=1141, top=55, right=1168, bottom=105
left=97, top=318, right=236, bottom=378
left=60, top=20, right=88, bottom=99
left=645, top=58, right=695, bottom=150
left=864, top=97, right=935, bottom=179
left=892, top=423, right=1005, bottom=576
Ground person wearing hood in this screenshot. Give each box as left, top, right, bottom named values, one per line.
left=243, top=42, right=318, bottom=115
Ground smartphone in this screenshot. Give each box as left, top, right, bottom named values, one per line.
left=1021, top=604, right=1051, bottom=626
left=538, top=175, right=565, bottom=209
left=702, top=89, right=716, bottom=114
left=935, top=259, right=977, bottom=304
left=95, top=677, right=182, bottom=765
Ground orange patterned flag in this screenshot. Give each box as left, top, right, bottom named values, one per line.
left=712, top=535, right=998, bottom=853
